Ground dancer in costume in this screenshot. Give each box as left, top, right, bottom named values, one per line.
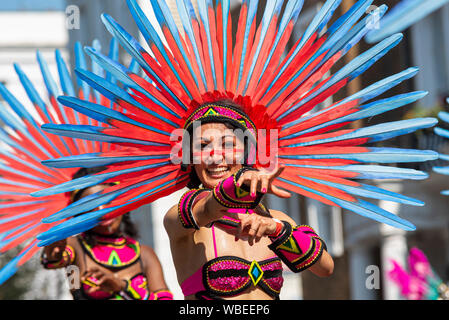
left=0, top=40, right=173, bottom=301
left=22, top=0, right=440, bottom=299
left=41, top=166, right=172, bottom=300
left=164, top=99, right=334, bottom=299
left=389, top=247, right=449, bottom=300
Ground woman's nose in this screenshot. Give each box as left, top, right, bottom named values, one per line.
left=206, top=148, right=225, bottom=165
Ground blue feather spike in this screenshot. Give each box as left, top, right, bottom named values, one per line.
left=43, top=153, right=169, bottom=169
left=283, top=91, right=428, bottom=139
left=278, top=33, right=404, bottom=121
left=283, top=67, right=420, bottom=130
left=74, top=41, right=91, bottom=100
left=175, top=0, right=208, bottom=89
left=0, top=254, right=20, bottom=285
left=257, top=0, right=304, bottom=84
left=106, top=37, right=119, bottom=85
left=149, top=0, right=201, bottom=88
left=37, top=210, right=107, bottom=245
left=127, top=0, right=194, bottom=99
left=365, top=0, right=449, bottom=43
left=298, top=175, right=424, bottom=206
left=235, top=0, right=259, bottom=88
left=217, top=0, right=231, bottom=86
left=43, top=172, right=171, bottom=223
left=55, top=50, right=76, bottom=97
left=13, top=63, right=53, bottom=124
left=40, top=123, right=167, bottom=147
left=37, top=175, right=186, bottom=244
left=83, top=46, right=181, bottom=120
left=90, top=39, right=104, bottom=104
left=278, top=177, right=416, bottom=231
left=279, top=148, right=438, bottom=164
left=286, top=118, right=437, bottom=148
left=64, top=70, right=178, bottom=129
left=31, top=160, right=170, bottom=197
left=270, top=4, right=388, bottom=109
left=285, top=164, right=428, bottom=180
left=197, top=0, right=218, bottom=90
left=433, top=109, right=449, bottom=187
left=317, top=0, right=375, bottom=58
left=0, top=83, right=56, bottom=159
left=262, top=0, right=341, bottom=95
left=241, top=0, right=284, bottom=94
left=36, top=50, right=71, bottom=125
left=100, top=13, right=185, bottom=108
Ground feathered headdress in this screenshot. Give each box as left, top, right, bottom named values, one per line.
left=433, top=100, right=449, bottom=194
left=0, top=39, right=130, bottom=284
left=389, top=247, right=448, bottom=300
left=30, top=0, right=439, bottom=245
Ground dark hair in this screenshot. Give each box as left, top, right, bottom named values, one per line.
left=185, top=100, right=254, bottom=189
left=71, top=167, right=139, bottom=245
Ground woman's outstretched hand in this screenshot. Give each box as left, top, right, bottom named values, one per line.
left=236, top=165, right=291, bottom=199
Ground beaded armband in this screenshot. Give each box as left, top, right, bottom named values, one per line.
left=213, top=168, right=263, bottom=209
left=40, top=245, right=75, bottom=269
left=268, top=221, right=326, bottom=273
left=149, top=289, right=174, bottom=300
left=178, top=189, right=210, bottom=230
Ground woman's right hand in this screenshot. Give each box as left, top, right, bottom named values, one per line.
left=43, top=239, right=67, bottom=261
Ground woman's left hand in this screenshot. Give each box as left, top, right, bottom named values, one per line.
left=82, top=268, right=126, bottom=294
left=227, top=211, right=279, bottom=246
left=235, top=165, right=291, bottom=199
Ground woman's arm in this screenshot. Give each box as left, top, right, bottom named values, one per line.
left=41, top=238, right=76, bottom=269
left=270, top=210, right=334, bottom=278
left=140, top=245, right=173, bottom=300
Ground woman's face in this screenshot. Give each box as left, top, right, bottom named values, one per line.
left=192, top=122, right=244, bottom=188
left=77, top=184, right=123, bottom=235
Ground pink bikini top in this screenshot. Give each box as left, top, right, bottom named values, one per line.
left=78, top=233, right=150, bottom=300
left=181, top=224, right=284, bottom=300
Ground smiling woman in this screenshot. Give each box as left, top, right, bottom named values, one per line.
left=164, top=100, right=334, bottom=300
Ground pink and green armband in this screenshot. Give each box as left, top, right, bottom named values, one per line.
left=268, top=221, right=326, bottom=273
left=213, top=168, right=263, bottom=209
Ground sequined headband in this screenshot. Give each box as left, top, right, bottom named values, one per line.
left=184, top=104, right=257, bottom=140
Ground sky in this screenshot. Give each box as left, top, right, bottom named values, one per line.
left=0, top=0, right=66, bottom=11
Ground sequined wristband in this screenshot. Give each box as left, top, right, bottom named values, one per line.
left=149, top=289, right=174, bottom=300
left=213, top=168, right=263, bottom=209
left=268, top=221, right=326, bottom=273
left=178, top=189, right=210, bottom=230
left=40, top=245, right=75, bottom=269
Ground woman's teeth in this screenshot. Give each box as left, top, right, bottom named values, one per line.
left=207, top=167, right=229, bottom=175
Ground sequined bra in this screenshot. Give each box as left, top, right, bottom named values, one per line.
left=181, top=225, right=284, bottom=300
